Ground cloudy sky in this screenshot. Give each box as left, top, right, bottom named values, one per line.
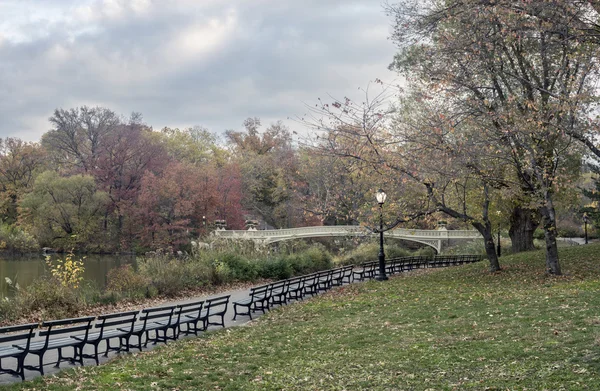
left=0, top=0, right=398, bottom=141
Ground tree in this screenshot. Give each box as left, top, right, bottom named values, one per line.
left=20, top=172, right=109, bottom=250
left=93, top=122, right=168, bottom=249
left=43, top=106, right=120, bottom=173
left=300, top=84, right=504, bottom=270
left=0, top=138, right=46, bottom=224
left=227, top=119, right=302, bottom=228
left=386, top=0, right=600, bottom=274
left=159, top=126, right=223, bottom=165
left=131, top=160, right=245, bottom=250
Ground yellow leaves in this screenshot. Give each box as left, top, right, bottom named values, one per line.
left=45, top=251, right=85, bottom=289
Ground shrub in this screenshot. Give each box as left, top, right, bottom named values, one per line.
left=106, top=265, right=150, bottom=300
left=0, top=224, right=39, bottom=254
left=45, top=252, right=85, bottom=289
left=0, top=298, right=18, bottom=322
left=138, top=254, right=189, bottom=297
left=138, top=252, right=213, bottom=297
left=533, top=228, right=545, bottom=240
left=18, top=277, right=80, bottom=319
left=443, top=240, right=487, bottom=256
left=258, top=258, right=294, bottom=280
left=217, top=253, right=259, bottom=281
left=212, top=260, right=233, bottom=284
left=336, top=242, right=410, bottom=266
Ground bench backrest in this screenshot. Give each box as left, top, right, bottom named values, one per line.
left=205, top=295, right=230, bottom=318
left=288, top=276, right=304, bottom=290
left=302, top=273, right=318, bottom=285
left=140, top=306, right=176, bottom=328
left=250, top=285, right=269, bottom=300
left=96, top=310, right=139, bottom=337
left=40, top=316, right=96, bottom=348
left=270, top=280, right=287, bottom=292
left=342, top=265, right=353, bottom=276
left=176, top=300, right=204, bottom=323
left=0, top=323, right=38, bottom=351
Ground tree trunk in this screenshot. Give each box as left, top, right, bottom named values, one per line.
left=473, top=222, right=501, bottom=272
left=540, top=197, right=561, bottom=275
left=482, top=229, right=501, bottom=272
left=509, top=206, right=539, bottom=253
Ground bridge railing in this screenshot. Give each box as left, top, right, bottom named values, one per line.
left=212, top=226, right=481, bottom=239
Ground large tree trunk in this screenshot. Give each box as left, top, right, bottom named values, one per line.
left=540, top=195, right=561, bottom=275
left=509, top=206, right=539, bottom=253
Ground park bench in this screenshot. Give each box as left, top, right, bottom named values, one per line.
left=352, top=261, right=377, bottom=281
left=431, top=255, right=449, bottom=268
left=269, top=280, right=289, bottom=307
left=465, top=255, right=482, bottom=263
left=176, top=300, right=205, bottom=337
left=232, top=285, right=270, bottom=320
left=201, top=295, right=230, bottom=328
left=331, top=265, right=350, bottom=286
left=386, top=258, right=404, bottom=275
left=316, top=269, right=334, bottom=292
left=75, top=310, right=138, bottom=364
left=302, top=273, right=320, bottom=296
left=332, top=265, right=354, bottom=286
left=120, top=305, right=175, bottom=351
left=19, top=316, right=95, bottom=375
left=0, top=323, right=38, bottom=380
left=286, top=276, right=305, bottom=301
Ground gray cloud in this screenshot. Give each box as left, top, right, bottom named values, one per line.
left=0, top=0, right=398, bottom=141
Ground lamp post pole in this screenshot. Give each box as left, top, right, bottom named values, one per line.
left=375, top=189, right=388, bottom=281
left=584, top=214, right=588, bottom=245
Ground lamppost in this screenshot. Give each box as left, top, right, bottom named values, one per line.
left=584, top=213, right=589, bottom=245
left=375, top=189, right=388, bottom=281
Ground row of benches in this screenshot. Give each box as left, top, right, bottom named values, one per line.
left=232, top=266, right=354, bottom=320
left=231, top=255, right=483, bottom=319
left=0, top=253, right=482, bottom=381
left=353, top=255, right=483, bottom=281
left=0, top=295, right=231, bottom=380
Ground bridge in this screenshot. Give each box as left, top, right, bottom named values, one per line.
left=212, top=226, right=482, bottom=253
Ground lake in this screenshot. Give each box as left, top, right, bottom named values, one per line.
left=0, top=254, right=136, bottom=298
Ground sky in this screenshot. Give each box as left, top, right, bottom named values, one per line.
left=0, top=0, right=399, bottom=142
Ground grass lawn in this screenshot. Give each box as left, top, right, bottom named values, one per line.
left=5, top=244, right=600, bottom=390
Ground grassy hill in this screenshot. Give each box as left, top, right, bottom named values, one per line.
left=7, top=244, right=600, bottom=390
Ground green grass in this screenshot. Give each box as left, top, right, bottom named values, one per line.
left=6, top=245, right=600, bottom=390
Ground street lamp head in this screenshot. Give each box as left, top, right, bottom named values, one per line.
left=584, top=213, right=588, bottom=223
left=376, top=189, right=387, bottom=205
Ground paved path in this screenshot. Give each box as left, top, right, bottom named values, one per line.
left=0, top=286, right=259, bottom=385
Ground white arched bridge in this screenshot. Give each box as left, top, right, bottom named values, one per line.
left=212, top=226, right=482, bottom=253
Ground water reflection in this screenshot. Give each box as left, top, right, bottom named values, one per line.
left=0, top=254, right=136, bottom=298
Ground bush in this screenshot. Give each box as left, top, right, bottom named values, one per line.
left=138, top=252, right=213, bottom=297
left=336, top=242, right=411, bottom=265
left=0, top=224, right=39, bottom=254
left=18, top=277, right=80, bottom=319
left=258, top=258, right=294, bottom=280
left=443, top=240, right=487, bottom=256
left=557, top=222, right=583, bottom=238
left=106, top=265, right=151, bottom=300
left=0, top=298, right=19, bottom=322
left=217, top=253, right=259, bottom=282
left=533, top=228, right=545, bottom=240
